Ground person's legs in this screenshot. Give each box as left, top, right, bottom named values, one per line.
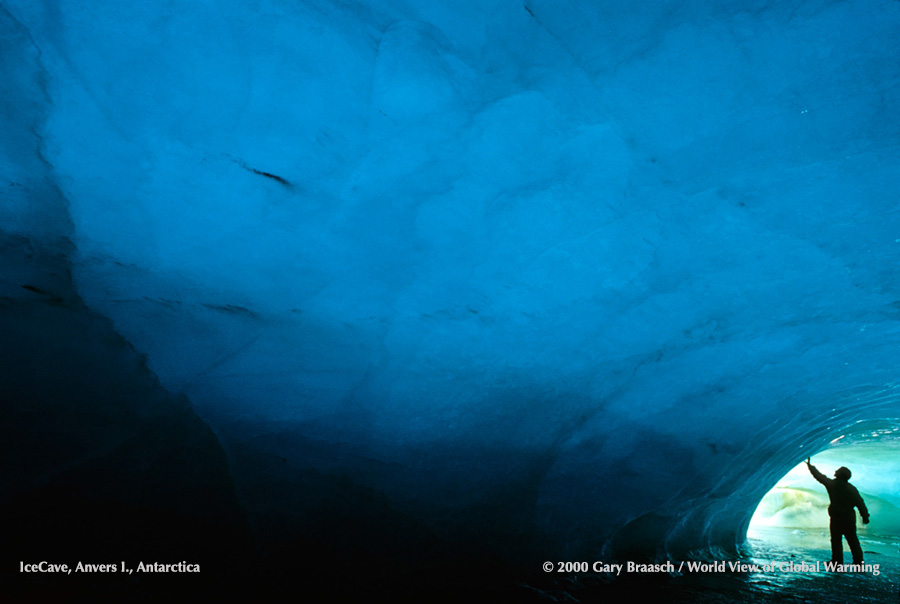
left=845, top=528, right=864, bottom=565
left=828, top=519, right=843, bottom=563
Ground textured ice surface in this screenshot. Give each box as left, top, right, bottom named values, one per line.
left=2, top=0, right=900, bottom=570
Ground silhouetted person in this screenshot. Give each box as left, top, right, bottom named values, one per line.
left=806, top=457, right=869, bottom=565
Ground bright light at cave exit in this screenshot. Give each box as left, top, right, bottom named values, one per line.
left=748, top=426, right=900, bottom=546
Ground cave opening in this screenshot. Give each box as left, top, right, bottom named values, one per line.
left=746, top=421, right=900, bottom=567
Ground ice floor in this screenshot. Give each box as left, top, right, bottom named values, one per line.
left=738, top=528, right=899, bottom=603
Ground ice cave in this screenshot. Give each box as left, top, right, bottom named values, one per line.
left=2, top=0, right=899, bottom=601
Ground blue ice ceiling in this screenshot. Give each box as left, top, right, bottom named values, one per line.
left=3, top=0, right=900, bottom=563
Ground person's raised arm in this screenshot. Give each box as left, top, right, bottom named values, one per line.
left=806, top=457, right=829, bottom=485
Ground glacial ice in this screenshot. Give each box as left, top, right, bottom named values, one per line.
left=2, top=0, right=900, bottom=595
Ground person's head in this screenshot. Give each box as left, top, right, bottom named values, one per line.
left=834, top=466, right=852, bottom=481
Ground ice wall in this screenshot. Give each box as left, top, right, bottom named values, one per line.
left=3, top=0, right=900, bottom=567
left=1, top=9, right=251, bottom=596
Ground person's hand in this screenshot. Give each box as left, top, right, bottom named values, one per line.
left=806, top=457, right=811, bottom=465
left=863, top=517, right=870, bottom=525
